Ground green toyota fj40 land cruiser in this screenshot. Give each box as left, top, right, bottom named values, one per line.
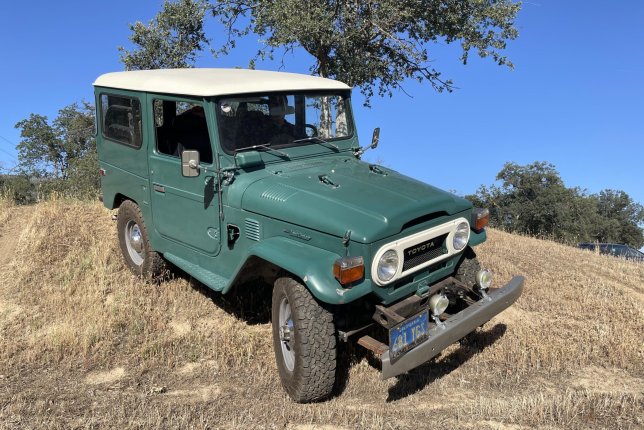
left=94, top=68, right=524, bottom=403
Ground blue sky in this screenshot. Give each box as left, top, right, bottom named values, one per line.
left=1, top=1, right=643, bottom=209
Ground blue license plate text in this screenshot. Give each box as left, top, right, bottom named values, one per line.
left=389, top=311, right=429, bottom=360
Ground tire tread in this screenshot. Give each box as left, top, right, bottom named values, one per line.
left=272, top=277, right=336, bottom=403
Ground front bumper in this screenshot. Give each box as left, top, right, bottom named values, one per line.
left=380, top=275, right=525, bottom=379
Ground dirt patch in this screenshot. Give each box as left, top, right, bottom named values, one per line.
left=169, top=319, right=192, bottom=336
left=0, top=300, right=22, bottom=321
left=176, top=360, right=218, bottom=375
left=164, top=384, right=221, bottom=402
left=569, top=366, right=644, bottom=395
left=288, top=426, right=351, bottom=430
left=85, top=367, right=126, bottom=385
left=480, top=421, right=525, bottom=430
left=490, top=305, right=540, bottom=326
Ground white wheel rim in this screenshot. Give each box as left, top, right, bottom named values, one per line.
left=125, top=220, right=145, bottom=266
left=278, top=297, right=295, bottom=372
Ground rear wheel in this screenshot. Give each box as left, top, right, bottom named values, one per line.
left=117, top=200, right=165, bottom=280
left=271, top=276, right=337, bottom=403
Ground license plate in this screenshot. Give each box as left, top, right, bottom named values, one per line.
left=389, top=311, right=429, bottom=361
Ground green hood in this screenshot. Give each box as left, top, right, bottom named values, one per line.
left=240, top=157, right=471, bottom=243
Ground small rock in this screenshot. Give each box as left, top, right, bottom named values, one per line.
left=149, top=386, right=167, bottom=395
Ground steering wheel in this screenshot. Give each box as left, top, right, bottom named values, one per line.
left=305, top=124, right=318, bottom=137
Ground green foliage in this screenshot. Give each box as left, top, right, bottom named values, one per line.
left=13, top=102, right=99, bottom=200
left=212, top=0, right=520, bottom=103
left=594, top=190, right=644, bottom=247
left=120, top=1, right=520, bottom=105
left=119, top=0, right=210, bottom=70
left=0, top=174, right=37, bottom=205
left=469, top=162, right=644, bottom=248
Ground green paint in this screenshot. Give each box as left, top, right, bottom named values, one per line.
left=95, top=77, right=486, bottom=306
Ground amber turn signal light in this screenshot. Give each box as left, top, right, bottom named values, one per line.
left=472, top=208, right=490, bottom=232
left=333, top=256, right=364, bottom=285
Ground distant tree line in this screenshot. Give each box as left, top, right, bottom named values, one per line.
left=467, top=162, right=644, bottom=248
left=1, top=102, right=98, bottom=203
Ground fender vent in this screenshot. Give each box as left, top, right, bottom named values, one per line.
left=245, top=218, right=261, bottom=241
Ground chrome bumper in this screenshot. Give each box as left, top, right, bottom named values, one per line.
left=380, top=276, right=525, bottom=379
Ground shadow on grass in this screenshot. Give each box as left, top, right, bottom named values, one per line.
left=162, top=263, right=508, bottom=401
left=386, top=323, right=508, bottom=402
left=194, top=279, right=273, bottom=325
left=164, top=262, right=273, bottom=325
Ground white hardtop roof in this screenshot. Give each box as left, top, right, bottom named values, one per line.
left=93, top=68, right=351, bottom=96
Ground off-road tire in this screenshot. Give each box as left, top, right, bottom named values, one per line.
left=455, top=253, right=482, bottom=287
left=271, top=276, right=337, bottom=403
left=117, top=200, right=166, bottom=280
left=455, top=252, right=485, bottom=340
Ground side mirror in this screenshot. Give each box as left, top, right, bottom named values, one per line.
left=181, top=150, right=200, bottom=177
left=371, top=127, right=380, bottom=149
left=353, top=127, right=381, bottom=158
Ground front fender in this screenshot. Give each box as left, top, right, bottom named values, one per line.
left=241, top=237, right=373, bottom=304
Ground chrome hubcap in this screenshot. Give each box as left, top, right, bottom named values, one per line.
left=125, top=221, right=145, bottom=265
left=278, top=297, right=295, bottom=372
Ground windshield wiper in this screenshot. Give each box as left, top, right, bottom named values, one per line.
left=292, top=136, right=339, bottom=151
left=234, top=143, right=289, bottom=158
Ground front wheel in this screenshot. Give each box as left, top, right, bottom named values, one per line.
left=271, top=277, right=337, bottom=403
left=117, top=200, right=165, bottom=280
left=455, top=253, right=482, bottom=287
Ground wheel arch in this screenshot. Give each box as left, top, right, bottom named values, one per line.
left=224, top=237, right=371, bottom=305
left=111, top=193, right=130, bottom=209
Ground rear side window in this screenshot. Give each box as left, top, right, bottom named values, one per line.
left=100, top=94, right=142, bottom=148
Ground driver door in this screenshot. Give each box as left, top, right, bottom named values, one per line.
left=147, top=97, right=221, bottom=256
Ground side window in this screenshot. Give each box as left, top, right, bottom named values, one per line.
left=153, top=99, right=213, bottom=164
left=101, top=94, right=142, bottom=148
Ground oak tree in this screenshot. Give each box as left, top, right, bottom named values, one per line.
left=121, top=0, right=521, bottom=104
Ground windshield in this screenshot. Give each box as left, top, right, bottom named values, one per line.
left=216, top=92, right=353, bottom=153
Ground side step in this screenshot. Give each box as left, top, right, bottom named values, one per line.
left=163, top=253, right=229, bottom=292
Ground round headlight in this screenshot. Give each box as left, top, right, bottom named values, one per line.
left=453, top=222, right=469, bottom=251
left=429, top=293, right=449, bottom=316
left=377, top=249, right=399, bottom=283
left=476, top=269, right=493, bottom=290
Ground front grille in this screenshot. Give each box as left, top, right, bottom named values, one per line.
left=402, top=233, right=448, bottom=272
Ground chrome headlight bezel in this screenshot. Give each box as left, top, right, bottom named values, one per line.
left=377, top=249, right=399, bottom=283
left=452, top=221, right=470, bottom=251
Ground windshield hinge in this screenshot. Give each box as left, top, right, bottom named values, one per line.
left=318, top=174, right=339, bottom=188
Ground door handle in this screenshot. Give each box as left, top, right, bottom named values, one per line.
left=153, top=184, right=165, bottom=193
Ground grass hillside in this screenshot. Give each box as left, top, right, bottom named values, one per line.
left=0, top=199, right=642, bottom=429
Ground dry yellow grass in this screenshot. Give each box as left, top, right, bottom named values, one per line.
left=0, top=199, right=642, bottom=429
left=0, top=194, right=13, bottom=226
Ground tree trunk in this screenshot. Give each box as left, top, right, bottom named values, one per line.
left=317, top=59, right=332, bottom=138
